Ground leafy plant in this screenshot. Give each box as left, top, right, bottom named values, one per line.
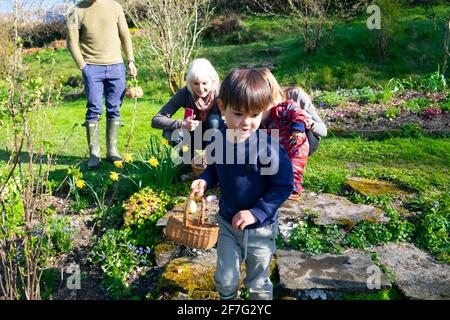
left=123, top=187, right=171, bottom=227
left=343, top=219, right=415, bottom=249
left=123, top=187, right=178, bottom=248
left=407, top=192, right=449, bottom=262
left=289, top=221, right=342, bottom=255
left=314, top=91, right=348, bottom=108
left=384, top=107, right=401, bottom=120
left=419, top=66, right=447, bottom=92
left=89, top=229, right=151, bottom=299
left=400, top=122, right=424, bottom=137
left=140, top=134, right=183, bottom=188
left=400, top=98, right=432, bottom=113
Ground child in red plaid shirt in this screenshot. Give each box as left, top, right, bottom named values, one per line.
left=258, top=68, right=312, bottom=200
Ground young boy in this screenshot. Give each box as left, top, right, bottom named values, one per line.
left=190, top=68, right=294, bottom=300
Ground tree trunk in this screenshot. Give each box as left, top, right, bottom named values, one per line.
left=441, top=18, right=449, bottom=76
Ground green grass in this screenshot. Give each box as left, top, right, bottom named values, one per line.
left=305, top=136, right=449, bottom=194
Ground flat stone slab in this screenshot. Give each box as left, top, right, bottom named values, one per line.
left=277, top=249, right=391, bottom=297
left=293, top=192, right=389, bottom=226
left=346, top=177, right=412, bottom=197
left=373, top=243, right=450, bottom=300
left=159, top=249, right=218, bottom=297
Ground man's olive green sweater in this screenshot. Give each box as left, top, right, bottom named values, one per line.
left=66, top=0, right=134, bottom=70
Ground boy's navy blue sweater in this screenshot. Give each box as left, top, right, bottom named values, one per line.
left=199, top=129, right=293, bottom=229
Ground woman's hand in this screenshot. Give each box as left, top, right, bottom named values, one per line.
left=182, top=115, right=200, bottom=131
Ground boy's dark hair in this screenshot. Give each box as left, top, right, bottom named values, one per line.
left=219, top=68, right=273, bottom=114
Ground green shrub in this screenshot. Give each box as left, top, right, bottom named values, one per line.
left=384, top=107, right=401, bottom=120
left=122, top=187, right=179, bottom=248
left=407, top=192, right=449, bottom=262
left=400, top=98, right=433, bottom=113
left=289, top=222, right=342, bottom=255
left=400, top=122, right=424, bottom=137
left=89, top=229, right=152, bottom=299
left=314, top=91, right=348, bottom=108
left=19, top=20, right=66, bottom=48
left=140, top=134, right=183, bottom=188
left=343, top=219, right=415, bottom=249
left=419, top=67, right=447, bottom=92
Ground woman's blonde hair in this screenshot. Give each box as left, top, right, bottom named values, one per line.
left=257, top=67, right=285, bottom=104
left=185, top=58, right=220, bottom=96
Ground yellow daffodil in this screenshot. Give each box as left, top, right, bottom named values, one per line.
left=114, top=160, right=123, bottom=168
left=181, top=145, right=189, bottom=153
left=75, top=178, right=85, bottom=189
left=109, top=171, right=120, bottom=181
left=148, top=157, right=159, bottom=167
left=161, top=138, right=169, bottom=145
left=123, top=153, right=132, bottom=163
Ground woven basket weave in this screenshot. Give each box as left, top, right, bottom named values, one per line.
left=165, top=193, right=218, bottom=249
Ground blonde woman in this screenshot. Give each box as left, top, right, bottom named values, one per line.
left=151, top=58, right=223, bottom=155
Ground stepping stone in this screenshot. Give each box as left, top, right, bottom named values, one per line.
left=159, top=249, right=218, bottom=298
left=154, top=242, right=180, bottom=268
left=277, top=249, right=391, bottom=299
left=373, top=243, right=450, bottom=300
left=346, top=177, right=412, bottom=197
left=283, top=192, right=389, bottom=227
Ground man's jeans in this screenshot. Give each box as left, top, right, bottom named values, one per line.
left=82, top=63, right=126, bottom=121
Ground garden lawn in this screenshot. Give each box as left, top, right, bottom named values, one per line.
left=305, top=135, right=449, bottom=195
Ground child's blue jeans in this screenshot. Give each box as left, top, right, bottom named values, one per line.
left=214, top=213, right=278, bottom=300
left=82, top=63, right=126, bottom=121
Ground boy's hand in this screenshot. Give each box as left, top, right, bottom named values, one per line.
left=191, top=179, right=206, bottom=197
left=232, top=210, right=257, bottom=230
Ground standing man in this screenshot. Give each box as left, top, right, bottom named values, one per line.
left=66, top=0, right=137, bottom=169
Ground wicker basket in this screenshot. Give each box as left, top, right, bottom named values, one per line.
left=165, top=193, right=219, bottom=249
left=191, top=154, right=207, bottom=176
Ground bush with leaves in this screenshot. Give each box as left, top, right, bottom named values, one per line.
left=289, top=221, right=343, bottom=254
left=122, top=187, right=179, bottom=248
left=407, top=192, right=449, bottom=262
left=140, top=135, right=183, bottom=189
left=89, top=229, right=151, bottom=299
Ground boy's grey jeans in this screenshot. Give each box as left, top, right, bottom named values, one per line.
left=214, top=213, right=278, bottom=300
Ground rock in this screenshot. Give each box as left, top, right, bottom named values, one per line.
left=346, top=177, right=412, bottom=197
left=158, top=248, right=278, bottom=299
left=291, top=192, right=389, bottom=227
left=154, top=243, right=180, bottom=268
left=373, top=243, right=450, bottom=300
left=159, top=250, right=217, bottom=297
left=277, top=249, right=391, bottom=299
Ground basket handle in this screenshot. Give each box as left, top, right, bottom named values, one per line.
left=183, top=192, right=206, bottom=227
